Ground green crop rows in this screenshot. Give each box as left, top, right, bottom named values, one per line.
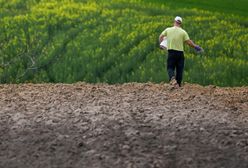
left=0, top=0, right=247, bottom=86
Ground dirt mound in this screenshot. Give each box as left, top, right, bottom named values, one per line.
left=0, top=83, right=248, bottom=168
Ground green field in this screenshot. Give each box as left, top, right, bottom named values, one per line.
left=0, top=0, right=247, bottom=86
left=146, top=0, right=248, bottom=17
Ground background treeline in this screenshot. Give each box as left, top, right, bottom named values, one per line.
left=0, top=0, right=247, bottom=86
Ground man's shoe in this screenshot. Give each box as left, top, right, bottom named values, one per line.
left=169, top=77, right=179, bottom=88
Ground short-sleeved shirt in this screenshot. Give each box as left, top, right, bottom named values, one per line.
left=161, top=26, right=190, bottom=51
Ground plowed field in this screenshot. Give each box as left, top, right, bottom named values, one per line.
left=0, top=83, right=248, bottom=168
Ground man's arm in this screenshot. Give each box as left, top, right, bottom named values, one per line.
left=185, top=40, right=197, bottom=48
left=159, top=34, right=166, bottom=43
left=159, top=29, right=167, bottom=43
left=185, top=40, right=202, bottom=51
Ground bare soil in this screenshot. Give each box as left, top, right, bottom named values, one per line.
left=0, top=83, right=248, bottom=168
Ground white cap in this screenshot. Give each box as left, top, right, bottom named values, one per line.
left=175, top=16, right=182, bottom=24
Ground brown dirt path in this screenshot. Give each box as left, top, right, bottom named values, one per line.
left=0, top=83, right=248, bottom=168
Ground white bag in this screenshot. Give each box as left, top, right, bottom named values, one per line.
left=160, top=37, right=167, bottom=50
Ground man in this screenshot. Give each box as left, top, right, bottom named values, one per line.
left=159, top=16, right=202, bottom=87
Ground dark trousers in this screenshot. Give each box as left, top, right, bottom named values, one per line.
left=167, top=50, right=185, bottom=86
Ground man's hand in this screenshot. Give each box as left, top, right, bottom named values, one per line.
left=185, top=40, right=203, bottom=53
left=194, top=45, right=202, bottom=52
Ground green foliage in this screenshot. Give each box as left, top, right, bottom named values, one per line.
left=0, top=0, right=247, bottom=86
left=144, top=0, right=248, bottom=17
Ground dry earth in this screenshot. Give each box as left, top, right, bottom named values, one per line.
left=0, top=83, right=248, bottom=168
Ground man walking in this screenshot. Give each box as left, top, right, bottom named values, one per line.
left=159, top=16, right=202, bottom=87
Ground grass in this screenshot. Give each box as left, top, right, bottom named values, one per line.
left=144, top=0, right=248, bottom=17
left=0, top=0, right=247, bottom=86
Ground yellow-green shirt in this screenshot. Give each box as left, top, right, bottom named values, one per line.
left=161, top=26, right=190, bottom=51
